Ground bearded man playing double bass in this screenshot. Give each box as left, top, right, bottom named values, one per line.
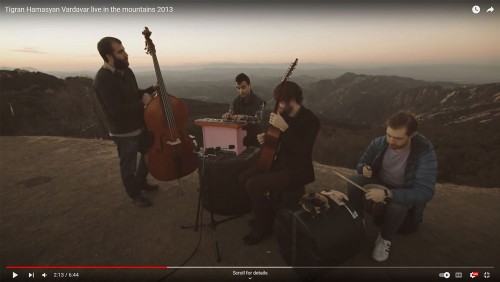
left=93, top=37, right=158, bottom=208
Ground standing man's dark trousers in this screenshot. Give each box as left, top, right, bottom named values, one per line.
left=347, top=174, right=414, bottom=241
left=238, top=167, right=291, bottom=230
left=112, top=135, right=150, bottom=199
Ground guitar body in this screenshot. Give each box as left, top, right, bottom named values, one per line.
left=257, top=125, right=281, bottom=171
left=257, top=58, right=298, bottom=172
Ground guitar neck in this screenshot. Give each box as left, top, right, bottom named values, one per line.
left=272, top=58, right=298, bottom=113
left=273, top=79, right=289, bottom=113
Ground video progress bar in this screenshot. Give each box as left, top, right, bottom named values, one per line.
left=6, top=266, right=168, bottom=269
left=6, top=266, right=495, bottom=269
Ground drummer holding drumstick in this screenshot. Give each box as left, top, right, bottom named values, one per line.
left=346, top=111, right=438, bottom=262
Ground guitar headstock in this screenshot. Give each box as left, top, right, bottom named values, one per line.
left=283, top=58, right=298, bottom=82
left=142, top=27, right=156, bottom=55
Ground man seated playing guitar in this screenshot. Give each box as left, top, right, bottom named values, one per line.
left=238, top=81, right=320, bottom=245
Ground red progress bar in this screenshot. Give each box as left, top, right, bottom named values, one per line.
left=6, top=266, right=168, bottom=269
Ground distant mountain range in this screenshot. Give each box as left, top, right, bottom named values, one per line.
left=2, top=63, right=500, bottom=84
left=0, top=69, right=227, bottom=139
left=302, top=72, right=500, bottom=125
left=1, top=69, right=499, bottom=187
left=2, top=68, right=498, bottom=128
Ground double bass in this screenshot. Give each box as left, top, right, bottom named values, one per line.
left=257, top=59, right=298, bottom=171
left=142, top=27, right=197, bottom=181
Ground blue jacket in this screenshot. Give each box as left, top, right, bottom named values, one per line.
left=356, top=133, right=438, bottom=216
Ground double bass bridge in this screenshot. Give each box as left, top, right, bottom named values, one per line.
left=162, top=137, right=181, bottom=146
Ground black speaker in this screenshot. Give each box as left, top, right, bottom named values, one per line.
left=200, top=148, right=258, bottom=215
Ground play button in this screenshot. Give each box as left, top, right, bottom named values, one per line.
left=12, top=272, right=18, bottom=278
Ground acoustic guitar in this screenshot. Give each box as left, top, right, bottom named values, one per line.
left=257, top=58, right=298, bottom=171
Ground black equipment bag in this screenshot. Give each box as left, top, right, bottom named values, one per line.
left=200, top=148, right=258, bottom=215
left=274, top=195, right=365, bottom=279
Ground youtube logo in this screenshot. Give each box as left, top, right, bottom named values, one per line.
left=470, top=272, right=479, bottom=278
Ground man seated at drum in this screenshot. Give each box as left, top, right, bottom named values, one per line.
left=238, top=81, right=320, bottom=245
left=346, top=111, right=438, bottom=262
left=222, top=73, right=266, bottom=147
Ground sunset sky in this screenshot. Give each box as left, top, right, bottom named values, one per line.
left=1, top=0, right=499, bottom=72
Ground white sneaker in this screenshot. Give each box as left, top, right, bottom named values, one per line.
left=372, top=232, right=391, bottom=262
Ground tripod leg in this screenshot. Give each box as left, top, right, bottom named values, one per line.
left=193, top=158, right=207, bottom=232
left=212, top=225, right=222, bottom=262
left=193, top=183, right=202, bottom=232
left=181, top=157, right=204, bottom=231
left=205, top=160, right=223, bottom=262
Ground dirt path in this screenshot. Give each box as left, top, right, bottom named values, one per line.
left=1, top=136, right=499, bottom=281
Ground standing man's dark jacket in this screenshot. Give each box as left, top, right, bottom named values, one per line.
left=93, top=66, right=154, bottom=134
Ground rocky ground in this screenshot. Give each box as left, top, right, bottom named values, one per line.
left=0, top=136, right=499, bottom=281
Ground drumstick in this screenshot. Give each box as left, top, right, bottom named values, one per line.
left=332, top=170, right=367, bottom=193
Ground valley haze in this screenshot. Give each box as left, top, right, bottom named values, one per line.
left=2, top=63, right=500, bottom=85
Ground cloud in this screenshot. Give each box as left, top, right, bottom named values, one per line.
left=9, top=48, right=47, bottom=54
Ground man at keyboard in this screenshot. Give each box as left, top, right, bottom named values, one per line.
left=222, top=73, right=266, bottom=147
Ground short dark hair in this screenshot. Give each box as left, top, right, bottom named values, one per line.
left=97, top=37, right=121, bottom=62
left=235, top=73, right=251, bottom=85
left=273, top=81, right=303, bottom=104
left=385, top=111, right=418, bottom=136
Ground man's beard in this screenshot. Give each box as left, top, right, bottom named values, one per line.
left=389, top=139, right=410, bottom=150
left=279, top=103, right=292, bottom=116
left=113, top=56, right=129, bottom=69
